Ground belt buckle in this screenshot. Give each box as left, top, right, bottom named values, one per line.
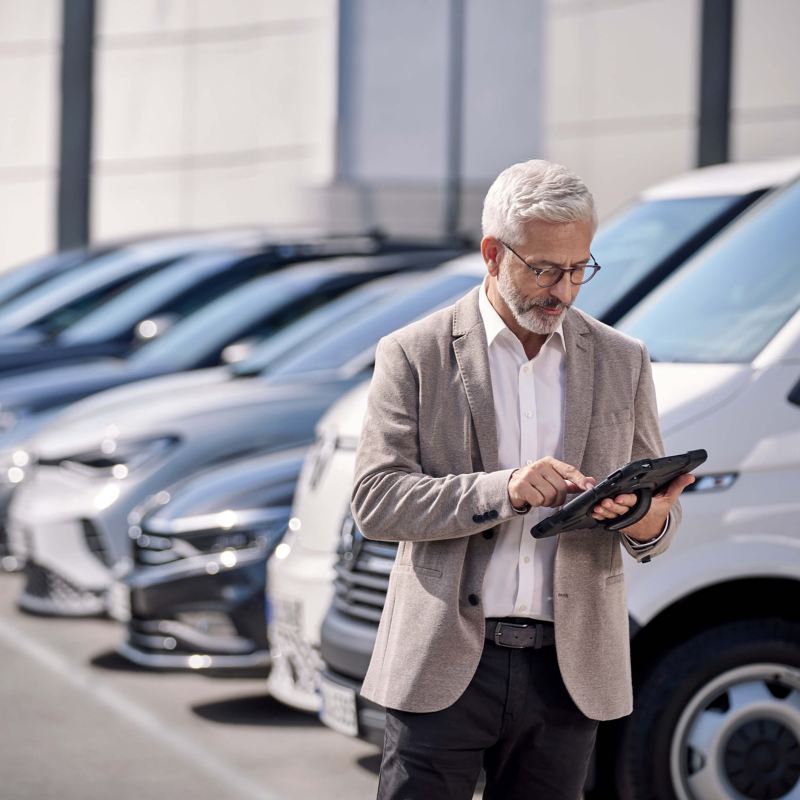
left=494, top=621, right=532, bottom=649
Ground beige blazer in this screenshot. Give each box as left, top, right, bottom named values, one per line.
left=351, top=286, right=680, bottom=721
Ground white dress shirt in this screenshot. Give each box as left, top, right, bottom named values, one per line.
left=479, top=280, right=565, bottom=622
left=478, top=280, right=668, bottom=622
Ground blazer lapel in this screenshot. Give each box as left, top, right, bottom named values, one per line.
left=452, top=288, right=499, bottom=474
left=562, top=309, right=594, bottom=472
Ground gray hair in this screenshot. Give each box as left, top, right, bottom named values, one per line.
left=481, top=159, right=597, bottom=242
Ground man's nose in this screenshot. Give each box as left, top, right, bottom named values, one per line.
left=549, top=273, right=573, bottom=304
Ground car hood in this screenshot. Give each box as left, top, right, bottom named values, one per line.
left=0, top=358, right=144, bottom=412
left=142, top=447, right=307, bottom=521
left=52, top=366, right=232, bottom=424
left=31, top=372, right=353, bottom=460
left=651, top=362, right=752, bottom=434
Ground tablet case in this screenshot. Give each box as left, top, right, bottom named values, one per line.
left=529, top=449, right=708, bottom=539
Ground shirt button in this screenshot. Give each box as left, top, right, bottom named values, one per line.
left=523, top=556, right=530, bottom=564
left=468, top=594, right=480, bottom=606
left=517, top=604, right=527, bottom=612
left=524, top=411, right=532, bottom=419
left=522, top=365, right=530, bottom=373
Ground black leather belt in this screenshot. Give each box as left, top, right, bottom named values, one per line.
left=485, top=617, right=555, bottom=649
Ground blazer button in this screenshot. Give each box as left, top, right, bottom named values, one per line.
left=468, top=593, right=480, bottom=606
left=472, top=514, right=482, bottom=524
left=482, top=530, right=494, bottom=540
left=489, top=509, right=499, bottom=519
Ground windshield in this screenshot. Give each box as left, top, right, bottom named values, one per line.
left=268, top=271, right=481, bottom=378
left=0, top=248, right=178, bottom=336
left=577, top=195, right=742, bottom=319
left=60, top=250, right=245, bottom=344
left=0, top=249, right=88, bottom=309
left=231, top=276, right=410, bottom=376
left=128, top=269, right=334, bottom=370
left=618, top=180, right=800, bottom=363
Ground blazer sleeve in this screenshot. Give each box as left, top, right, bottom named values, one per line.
left=351, top=335, right=519, bottom=542
left=620, top=341, right=682, bottom=563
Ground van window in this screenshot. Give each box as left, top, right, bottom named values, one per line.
left=618, top=181, right=800, bottom=362
left=578, top=195, right=741, bottom=319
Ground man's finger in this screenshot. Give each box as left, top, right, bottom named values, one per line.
left=662, top=473, right=696, bottom=499
left=529, top=475, right=558, bottom=507
left=550, top=459, right=593, bottom=491
left=565, top=476, right=596, bottom=494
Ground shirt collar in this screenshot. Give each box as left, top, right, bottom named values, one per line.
left=478, top=277, right=565, bottom=353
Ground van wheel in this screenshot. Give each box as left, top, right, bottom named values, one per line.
left=615, top=620, right=800, bottom=800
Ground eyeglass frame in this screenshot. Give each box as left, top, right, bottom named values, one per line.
left=498, top=239, right=601, bottom=288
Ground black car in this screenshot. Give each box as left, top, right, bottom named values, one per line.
left=114, top=447, right=307, bottom=675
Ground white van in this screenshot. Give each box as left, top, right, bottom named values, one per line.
left=306, top=176, right=800, bottom=800
left=266, top=383, right=370, bottom=713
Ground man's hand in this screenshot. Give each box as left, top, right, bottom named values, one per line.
left=591, top=473, right=696, bottom=542
left=508, top=457, right=596, bottom=511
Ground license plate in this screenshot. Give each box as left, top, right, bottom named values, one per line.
left=271, top=596, right=302, bottom=630
left=107, top=581, right=131, bottom=622
left=320, top=675, right=359, bottom=737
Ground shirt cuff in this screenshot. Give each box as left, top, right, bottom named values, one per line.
left=622, top=515, right=670, bottom=550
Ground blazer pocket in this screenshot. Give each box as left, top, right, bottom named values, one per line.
left=605, top=573, right=626, bottom=586
left=590, top=406, right=634, bottom=429
left=393, top=563, right=443, bottom=579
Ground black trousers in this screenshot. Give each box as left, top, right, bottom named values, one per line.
left=377, top=638, right=598, bottom=800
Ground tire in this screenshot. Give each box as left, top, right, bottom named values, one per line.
left=614, top=619, right=800, bottom=800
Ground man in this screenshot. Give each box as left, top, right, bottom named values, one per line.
left=351, top=160, right=694, bottom=800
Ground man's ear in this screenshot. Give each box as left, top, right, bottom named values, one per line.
left=481, top=237, right=501, bottom=277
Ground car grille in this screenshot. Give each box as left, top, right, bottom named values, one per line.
left=24, top=561, right=94, bottom=603
left=331, top=515, right=397, bottom=624
left=82, top=519, right=114, bottom=566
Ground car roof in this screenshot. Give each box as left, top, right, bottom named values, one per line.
left=641, top=156, right=800, bottom=200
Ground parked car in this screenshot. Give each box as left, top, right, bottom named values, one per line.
left=0, top=235, right=460, bottom=374
left=112, top=447, right=307, bottom=675
left=0, top=230, right=276, bottom=347
left=599, top=176, right=800, bottom=800
left=6, top=255, right=485, bottom=616
left=107, top=269, right=424, bottom=664
left=578, top=156, right=800, bottom=323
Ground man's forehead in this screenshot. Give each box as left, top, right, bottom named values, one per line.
left=514, top=219, right=593, bottom=258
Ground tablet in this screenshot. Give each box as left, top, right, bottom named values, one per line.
left=529, top=449, right=707, bottom=539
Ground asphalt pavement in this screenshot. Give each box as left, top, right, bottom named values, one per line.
left=0, top=572, right=382, bottom=800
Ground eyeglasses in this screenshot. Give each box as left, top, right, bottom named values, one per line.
left=499, top=240, right=601, bottom=288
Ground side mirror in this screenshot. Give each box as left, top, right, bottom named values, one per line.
left=221, top=337, right=259, bottom=365
left=134, top=314, right=179, bottom=342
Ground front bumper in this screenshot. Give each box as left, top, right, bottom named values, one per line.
left=319, top=667, right=386, bottom=747
left=117, top=544, right=270, bottom=676
left=18, top=560, right=106, bottom=616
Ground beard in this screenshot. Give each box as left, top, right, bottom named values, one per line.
left=496, top=266, right=569, bottom=335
